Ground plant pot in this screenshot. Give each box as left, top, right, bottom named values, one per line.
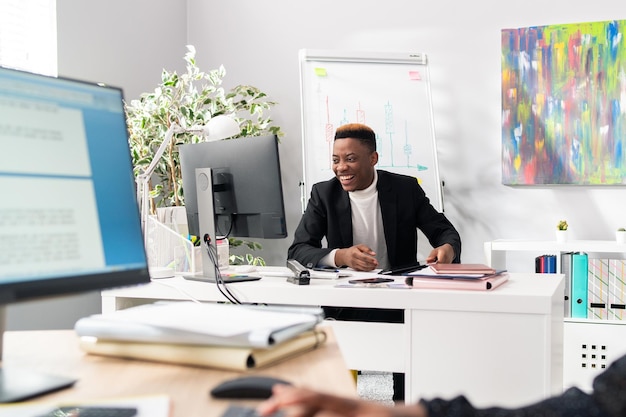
left=616, top=231, right=626, bottom=244
left=555, top=230, right=568, bottom=243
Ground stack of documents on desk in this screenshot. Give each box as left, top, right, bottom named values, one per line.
left=406, top=263, right=509, bottom=290
left=75, top=302, right=326, bottom=370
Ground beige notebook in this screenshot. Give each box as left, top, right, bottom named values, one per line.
left=79, top=329, right=327, bottom=371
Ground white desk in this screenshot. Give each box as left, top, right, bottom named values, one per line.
left=101, top=270, right=564, bottom=407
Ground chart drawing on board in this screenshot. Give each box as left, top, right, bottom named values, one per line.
left=298, top=50, right=442, bottom=214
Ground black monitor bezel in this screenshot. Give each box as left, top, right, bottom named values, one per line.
left=179, top=134, right=288, bottom=241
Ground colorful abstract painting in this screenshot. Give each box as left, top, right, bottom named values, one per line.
left=502, top=20, right=626, bottom=185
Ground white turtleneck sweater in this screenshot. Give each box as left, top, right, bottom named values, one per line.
left=323, top=171, right=390, bottom=270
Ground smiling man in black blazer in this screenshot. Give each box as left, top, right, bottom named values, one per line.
left=287, top=123, right=461, bottom=402
left=288, top=123, right=461, bottom=272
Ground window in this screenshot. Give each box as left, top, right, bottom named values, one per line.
left=0, top=0, right=57, bottom=76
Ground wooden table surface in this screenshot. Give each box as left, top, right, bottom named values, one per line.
left=1, top=327, right=356, bottom=417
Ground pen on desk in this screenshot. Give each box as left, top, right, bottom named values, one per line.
left=379, top=264, right=429, bottom=275
left=312, top=267, right=339, bottom=272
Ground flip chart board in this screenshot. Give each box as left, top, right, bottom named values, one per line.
left=298, top=49, right=443, bottom=213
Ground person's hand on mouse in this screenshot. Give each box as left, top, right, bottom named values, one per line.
left=257, top=385, right=428, bottom=417
left=334, top=245, right=379, bottom=271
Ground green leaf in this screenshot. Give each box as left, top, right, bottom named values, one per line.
left=125, top=44, right=283, bottom=216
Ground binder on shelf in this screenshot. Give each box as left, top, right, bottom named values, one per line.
left=535, top=255, right=545, bottom=273
left=546, top=254, right=557, bottom=273
left=608, top=259, right=626, bottom=320
left=571, top=252, right=589, bottom=318
left=588, top=258, right=609, bottom=320
left=535, top=254, right=556, bottom=273
left=560, top=252, right=574, bottom=317
left=534, top=256, right=539, bottom=272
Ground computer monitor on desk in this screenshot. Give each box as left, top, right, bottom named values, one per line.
left=179, top=134, right=288, bottom=282
left=0, top=66, right=150, bottom=401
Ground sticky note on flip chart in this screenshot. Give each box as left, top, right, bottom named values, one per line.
left=408, top=70, right=421, bottom=80
left=314, top=67, right=327, bottom=77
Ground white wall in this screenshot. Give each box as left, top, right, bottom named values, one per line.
left=7, top=0, right=188, bottom=330
left=187, top=0, right=626, bottom=269
left=56, top=0, right=188, bottom=99
left=9, top=0, right=626, bottom=328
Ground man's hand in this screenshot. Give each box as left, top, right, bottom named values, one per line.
left=257, top=385, right=428, bottom=417
left=335, top=244, right=379, bottom=271
left=426, top=243, right=455, bottom=264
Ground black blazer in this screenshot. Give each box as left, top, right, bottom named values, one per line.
left=288, top=170, right=461, bottom=268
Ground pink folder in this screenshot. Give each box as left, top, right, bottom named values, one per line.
left=406, top=273, right=509, bottom=291
left=429, top=263, right=496, bottom=275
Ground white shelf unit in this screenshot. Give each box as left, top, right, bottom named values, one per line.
left=484, top=239, right=626, bottom=392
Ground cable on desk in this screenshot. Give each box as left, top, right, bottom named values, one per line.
left=153, top=234, right=247, bottom=306
left=203, top=235, right=241, bottom=305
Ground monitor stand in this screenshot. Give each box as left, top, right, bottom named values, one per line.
left=0, top=306, right=76, bottom=403
left=181, top=167, right=263, bottom=285
left=180, top=167, right=219, bottom=283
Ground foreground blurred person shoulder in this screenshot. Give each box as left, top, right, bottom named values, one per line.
left=258, top=353, right=626, bottom=417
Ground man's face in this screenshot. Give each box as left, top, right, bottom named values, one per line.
left=332, top=138, right=378, bottom=191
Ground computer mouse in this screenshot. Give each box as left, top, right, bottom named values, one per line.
left=210, top=375, right=292, bottom=399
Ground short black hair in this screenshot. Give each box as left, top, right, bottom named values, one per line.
left=334, top=123, right=376, bottom=152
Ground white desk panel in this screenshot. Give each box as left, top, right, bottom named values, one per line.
left=101, top=270, right=564, bottom=407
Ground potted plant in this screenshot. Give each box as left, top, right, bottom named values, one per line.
left=556, top=220, right=568, bottom=242
left=617, top=227, right=626, bottom=244
left=125, top=45, right=283, bottom=265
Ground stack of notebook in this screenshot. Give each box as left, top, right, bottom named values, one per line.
left=405, top=263, right=509, bottom=290
left=75, top=302, right=326, bottom=371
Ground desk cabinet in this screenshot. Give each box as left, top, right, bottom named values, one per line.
left=484, top=239, right=626, bottom=392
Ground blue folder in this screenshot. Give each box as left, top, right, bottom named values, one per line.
left=571, top=252, right=589, bottom=318
left=546, top=255, right=557, bottom=273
